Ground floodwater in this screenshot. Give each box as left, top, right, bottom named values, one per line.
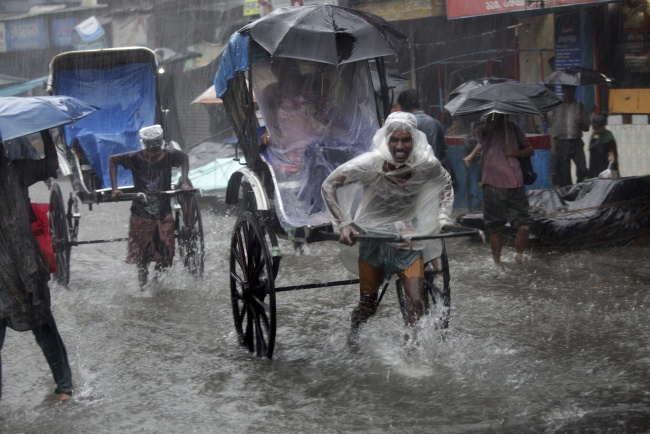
left=2, top=179, right=650, bottom=433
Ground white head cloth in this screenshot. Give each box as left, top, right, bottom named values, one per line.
left=139, top=124, right=164, bottom=148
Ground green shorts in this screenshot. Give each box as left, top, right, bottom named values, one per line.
left=483, top=184, right=533, bottom=233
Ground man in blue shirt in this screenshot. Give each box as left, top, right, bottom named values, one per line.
left=397, top=89, right=456, bottom=188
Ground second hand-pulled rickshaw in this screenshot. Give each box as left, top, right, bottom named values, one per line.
left=46, top=47, right=205, bottom=287
left=218, top=5, right=478, bottom=359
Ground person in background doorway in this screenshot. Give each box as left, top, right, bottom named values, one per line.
left=547, top=85, right=589, bottom=187
left=588, top=113, right=619, bottom=179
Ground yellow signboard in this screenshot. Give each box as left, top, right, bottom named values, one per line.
left=355, top=0, right=445, bottom=21
left=244, top=0, right=259, bottom=17
left=609, top=89, right=650, bottom=114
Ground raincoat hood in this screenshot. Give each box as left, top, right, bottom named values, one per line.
left=373, top=111, right=431, bottom=167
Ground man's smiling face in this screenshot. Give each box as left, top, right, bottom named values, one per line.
left=388, top=129, right=413, bottom=164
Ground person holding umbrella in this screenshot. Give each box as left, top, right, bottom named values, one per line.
left=464, top=113, right=534, bottom=264
left=0, top=95, right=96, bottom=402
left=546, top=85, right=590, bottom=187
left=0, top=139, right=73, bottom=402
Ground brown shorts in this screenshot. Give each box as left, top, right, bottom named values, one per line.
left=126, top=214, right=175, bottom=265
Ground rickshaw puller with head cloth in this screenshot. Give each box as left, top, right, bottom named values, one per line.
left=109, top=125, right=191, bottom=288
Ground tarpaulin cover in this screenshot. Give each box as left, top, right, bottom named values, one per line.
left=214, top=32, right=250, bottom=98
left=252, top=55, right=380, bottom=228
left=457, top=176, right=650, bottom=246
left=53, top=63, right=157, bottom=188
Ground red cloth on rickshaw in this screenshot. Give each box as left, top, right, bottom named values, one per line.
left=30, top=203, right=57, bottom=274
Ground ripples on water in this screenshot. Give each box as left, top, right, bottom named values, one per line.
left=2, top=185, right=650, bottom=433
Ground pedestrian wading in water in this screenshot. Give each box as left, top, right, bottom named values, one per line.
left=0, top=137, right=73, bottom=401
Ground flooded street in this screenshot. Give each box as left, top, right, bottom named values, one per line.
left=2, top=179, right=650, bottom=433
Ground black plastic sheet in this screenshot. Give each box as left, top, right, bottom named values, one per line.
left=457, top=176, right=650, bottom=246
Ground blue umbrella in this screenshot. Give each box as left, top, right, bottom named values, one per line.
left=0, top=95, right=98, bottom=142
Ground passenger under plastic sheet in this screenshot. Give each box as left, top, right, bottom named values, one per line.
left=252, top=56, right=379, bottom=229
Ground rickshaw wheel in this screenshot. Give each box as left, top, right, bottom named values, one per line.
left=230, top=211, right=276, bottom=359
left=49, top=183, right=71, bottom=287
left=397, top=242, right=451, bottom=331
left=175, top=192, right=205, bottom=278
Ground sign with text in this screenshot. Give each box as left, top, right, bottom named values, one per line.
left=244, top=0, right=259, bottom=16
left=75, top=16, right=105, bottom=43
left=52, top=19, right=75, bottom=47
left=446, top=0, right=611, bottom=19
left=6, top=18, right=47, bottom=51
left=554, top=12, right=581, bottom=70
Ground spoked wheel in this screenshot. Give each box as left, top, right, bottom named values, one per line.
left=174, top=192, right=205, bottom=278
left=229, top=211, right=276, bottom=359
left=397, top=241, right=451, bottom=330
left=49, top=183, right=71, bottom=287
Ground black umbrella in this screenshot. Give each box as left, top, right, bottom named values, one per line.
left=239, top=5, right=408, bottom=65
left=543, top=66, right=612, bottom=86
left=449, top=77, right=515, bottom=99
left=445, top=81, right=563, bottom=117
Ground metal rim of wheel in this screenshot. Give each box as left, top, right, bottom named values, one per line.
left=176, top=193, right=205, bottom=278
left=49, top=183, right=70, bottom=287
left=229, top=211, right=276, bottom=359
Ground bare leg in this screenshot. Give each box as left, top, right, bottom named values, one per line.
left=349, top=259, right=383, bottom=346
left=490, top=231, right=503, bottom=264
left=399, top=276, right=424, bottom=326
left=514, top=225, right=530, bottom=264
left=138, top=262, right=148, bottom=288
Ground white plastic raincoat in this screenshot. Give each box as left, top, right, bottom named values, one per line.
left=321, top=112, right=454, bottom=276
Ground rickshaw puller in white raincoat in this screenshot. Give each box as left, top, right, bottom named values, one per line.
left=321, top=112, right=454, bottom=344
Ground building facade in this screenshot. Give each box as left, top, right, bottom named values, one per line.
left=1, top=0, right=648, bottom=176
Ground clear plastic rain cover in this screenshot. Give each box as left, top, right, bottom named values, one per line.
left=321, top=112, right=454, bottom=273
left=251, top=56, right=379, bottom=229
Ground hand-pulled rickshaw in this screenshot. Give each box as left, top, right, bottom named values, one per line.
left=46, top=47, right=205, bottom=287
left=217, top=5, right=478, bottom=359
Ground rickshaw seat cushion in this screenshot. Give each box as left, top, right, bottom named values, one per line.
left=75, top=131, right=139, bottom=189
